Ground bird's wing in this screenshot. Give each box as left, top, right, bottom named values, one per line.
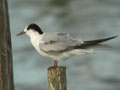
left=39, top=32, right=83, bottom=52
left=74, top=36, right=118, bottom=49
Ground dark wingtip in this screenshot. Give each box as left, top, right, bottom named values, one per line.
left=109, top=35, right=118, bottom=39
left=85, top=35, right=118, bottom=44
left=76, top=35, right=118, bottom=49
left=103, top=35, right=118, bottom=41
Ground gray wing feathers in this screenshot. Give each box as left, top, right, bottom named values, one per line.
left=39, top=32, right=83, bottom=52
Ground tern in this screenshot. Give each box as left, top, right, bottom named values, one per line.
left=17, top=23, right=117, bottom=67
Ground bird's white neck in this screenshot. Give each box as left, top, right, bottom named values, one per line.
left=29, top=32, right=44, bottom=52
left=26, top=30, right=43, bottom=40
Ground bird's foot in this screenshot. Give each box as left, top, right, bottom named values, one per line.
left=54, top=60, right=58, bottom=67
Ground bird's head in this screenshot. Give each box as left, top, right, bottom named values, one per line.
left=16, top=23, right=43, bottom=37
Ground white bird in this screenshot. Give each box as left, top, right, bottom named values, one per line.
left=16, top=23, right=117, bottom=67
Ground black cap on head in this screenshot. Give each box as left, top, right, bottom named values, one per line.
left=27, top=23, right=43, bottom=34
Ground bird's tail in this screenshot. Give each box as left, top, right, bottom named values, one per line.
left=74, top=36, right=118, bottom=49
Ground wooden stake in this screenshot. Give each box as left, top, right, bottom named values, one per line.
left=48, top=66, right=67, bottom=90
left=0, top=0, right=14, bottom=90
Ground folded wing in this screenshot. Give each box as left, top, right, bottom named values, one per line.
left=39, top=32, right=83, bottom=52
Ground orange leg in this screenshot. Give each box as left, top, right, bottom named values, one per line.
left=54, top=60, right=58, bottom=67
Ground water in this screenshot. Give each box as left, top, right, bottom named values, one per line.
left=8, top=0, right=120, bottom=90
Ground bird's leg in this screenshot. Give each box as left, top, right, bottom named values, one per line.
left=54, top=60, right=58, bottom=67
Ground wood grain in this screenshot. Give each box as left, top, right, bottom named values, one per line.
left=0, top=0, right=14, bottom=90
left=48, top=66, right=67, bottom=90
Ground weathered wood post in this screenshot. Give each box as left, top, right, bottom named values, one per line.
left=0, top=0, right=14, bottom=90
left=48, top=66, right=67, bottom=90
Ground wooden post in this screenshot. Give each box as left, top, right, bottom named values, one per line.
left=48, top=66, right=67, bottom=90
left=0, top=0, right=14, bottom=90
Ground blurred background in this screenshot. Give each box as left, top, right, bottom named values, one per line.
left=8, top=0, right=120, bottom=90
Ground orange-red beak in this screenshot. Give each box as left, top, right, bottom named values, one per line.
left=16, top=31, right=26, bottom=36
